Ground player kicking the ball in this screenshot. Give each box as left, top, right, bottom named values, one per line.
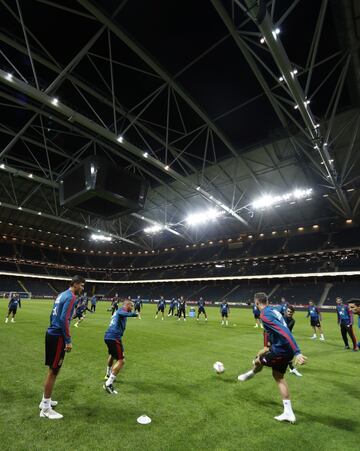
left=238, top=292, right=307, bottom=424
left=103, top=300, right=138, bottom=394
left=39, top=275, right=85, bottom=419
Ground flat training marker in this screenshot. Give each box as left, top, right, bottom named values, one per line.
left=137, top=415, right=151, bottom=425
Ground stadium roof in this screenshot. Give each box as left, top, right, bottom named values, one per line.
left=0, top=0, right=359, bottom=251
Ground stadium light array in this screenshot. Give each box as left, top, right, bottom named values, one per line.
left=185, top=208, right=224, bottom=226
left=252, top=188, right=313, bottom=210
left=144, top=225, right=164, bottom=234
left=90, top=234, right=112, bottom=242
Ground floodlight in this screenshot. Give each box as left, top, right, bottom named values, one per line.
left=185, top=208, right=223, bottom=226
left=144, top=225, right=164, bottom=234
left=252, top=188, right=313, bottom=210
left=90, top=234, right=112, bottom=241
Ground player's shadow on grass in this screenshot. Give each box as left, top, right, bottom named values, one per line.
left=296, top=411, right=358, bottom=431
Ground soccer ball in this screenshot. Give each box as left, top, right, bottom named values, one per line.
left=213, top=361, right=225, bottom=373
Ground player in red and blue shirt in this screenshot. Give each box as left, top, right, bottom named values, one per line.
left=103, top=300, right=138, bottom=394
left=39, top=275, right=85, bottom=420
left=336, top=297, right=358, bottom=351
left=307, top=301, right=325, bottom=340
left=5, top=293, right=21, bottom=323
left=238, top=292, right=307, bottom=424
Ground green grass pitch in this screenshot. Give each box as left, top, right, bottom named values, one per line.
left=0, top=300, right=359, bottom=451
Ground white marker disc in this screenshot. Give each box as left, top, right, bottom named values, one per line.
left=137, top=415, right=151, bottom=425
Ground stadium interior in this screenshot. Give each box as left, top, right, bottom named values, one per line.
left=1, top=0, right=360, bottom=448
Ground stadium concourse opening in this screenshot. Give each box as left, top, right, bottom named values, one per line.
left=0, top=0, right=359, bottom=449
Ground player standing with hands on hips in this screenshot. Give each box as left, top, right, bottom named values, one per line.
left=39, top=275, right=85, bottom=419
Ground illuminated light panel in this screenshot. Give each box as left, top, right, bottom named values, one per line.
left=252, top=188, right=313, bottom=210
left=144, top=224, right=164, bottom=234
left=90, top=234, right=112, bottom=242
left=185, top=208, right=224, bottom=226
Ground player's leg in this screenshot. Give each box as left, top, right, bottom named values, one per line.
left=105, top=355, right=114, bottom=379
left=221, top=313, right=224, bottom=325
left=289, top=361, right=302, bottom=377
left=310, top=324, right=317, bottom=339
left=204, top=310, right=208, bottom=320
left=104, top=339, right=124, bottom=394
left=347, top=325, right=358, bottom=350
left=161, top=309, right=164, bottom=320
left=318, top=324, right=325, bottom=341
left=238, top=357, right=264, bottom=381
left=138, top=308, right=141, bottom=319
left=225, top=313, right=228, bottom=326
left=272, top=369, right=296, bottom=423
left=5, top=309, right=11, bottom=323
left=11, top=309, right=16, bottom=322
left=254, top=317, right=259, bottom=328
left=40, top=334, right=64, bottom=419
left=155, top=307, right=159, bottom=319
left=341, top=325, right=350, bottom=348
left=197, top=310, right=200, bottom=321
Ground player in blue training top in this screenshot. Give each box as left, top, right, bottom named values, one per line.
left=90, top=295, right=97, bottom=312
left=279, top=297, right=288, bottom=316
left=168, top=297, right=176, bottom=317
left=134, top=296, right=143, bottom=319
left=284, top=306, right=302, bottom=377
left=5, top=293, right=21, bottom=323
left=307, top=300, right=325, bottom=340
left=253, top=303, right=262, bottom=329
left=177, top=296, right=187, bottom=321
left=238, top=292, right=307, bottom=423
left=197, top=297, right=208, bottom=321
left=103, top=300, right=138, bottom=394
left=73, top=298, right=93, bottom=327
left=155, top=296, right=166, bottom=320
left=220, top=299, right=230, bottom=326
left=336, top=297, right=358, bottom=351
left=39, top=275, right=85, bottom=420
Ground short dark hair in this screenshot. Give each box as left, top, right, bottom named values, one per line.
left=254, top=292, right=268, bottom=305
left=347, top=298, right=360, bottom=306
left=287, top=305, right=295, bottom=313
left=70, top=275, right=85, bottom=286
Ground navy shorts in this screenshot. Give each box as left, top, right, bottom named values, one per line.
left=105, top=338, right=124, bottom=360
left=259, top=351, right=293, bottom=374
left=310, top=318, right=321, bottom=327
left=157, top=307, right=165, bottom=312
left=254, top=314, right=260, bottom=319
left=9, top=307, right=17, bottom=314
left=198, top=307, right=206, bottom=314
left=221, top=312, right=228, bottom=318
left=45, top=332, right=65, bottom=369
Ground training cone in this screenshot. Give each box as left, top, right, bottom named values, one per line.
left=137, top=415, right=151, bottom=425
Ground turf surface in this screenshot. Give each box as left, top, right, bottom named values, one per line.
left=0, top=300, right=359, bottom=451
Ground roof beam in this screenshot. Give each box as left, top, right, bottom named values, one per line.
left=0, top=69, right=249, bottom=227
left=239, top=0, right=351, bottom=217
